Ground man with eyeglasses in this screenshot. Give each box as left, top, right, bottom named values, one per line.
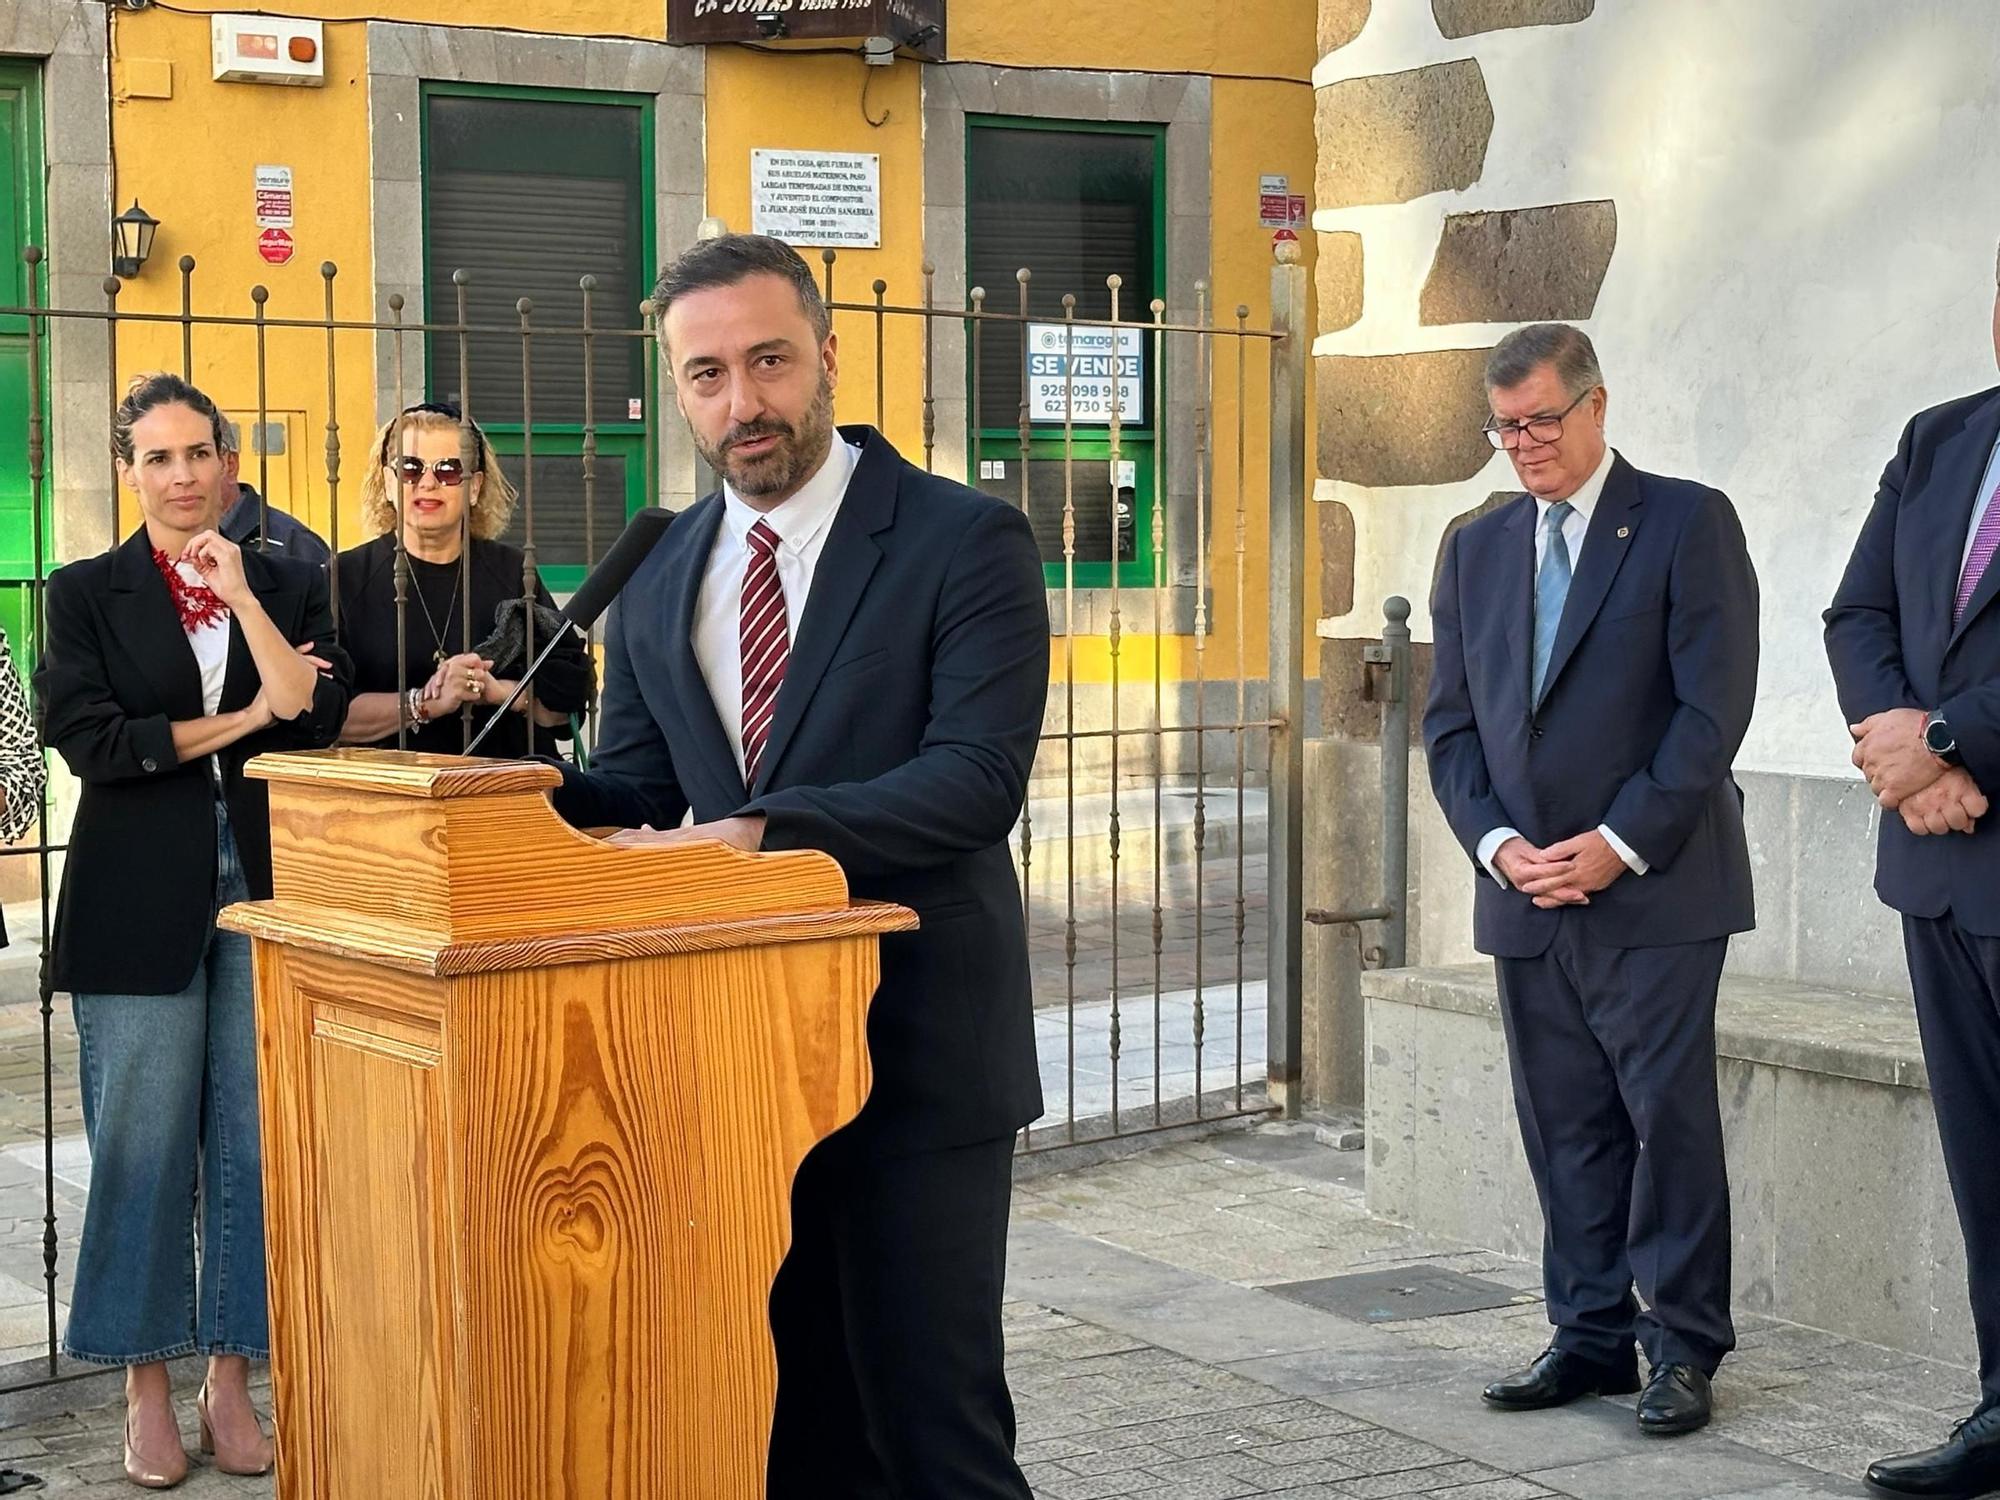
left=1827, top=247, right=2000, bottom=1500
left=1424, top=322, right=1760, bottom=1437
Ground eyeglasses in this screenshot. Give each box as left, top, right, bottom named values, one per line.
left=393, top=455, right=468, bottom=487
left=1482, top=388, right=1593, bottom=451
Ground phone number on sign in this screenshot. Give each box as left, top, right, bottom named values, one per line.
left=1034, top=386, right=1140, bottom=417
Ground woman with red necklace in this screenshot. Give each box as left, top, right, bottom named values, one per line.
left=34, top=373, right=352, bottom=1489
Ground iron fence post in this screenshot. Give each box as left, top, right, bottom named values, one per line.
left=1266, top=243, right=1308, bottom=1119
left=1381, top=596, right=1411, bottom=969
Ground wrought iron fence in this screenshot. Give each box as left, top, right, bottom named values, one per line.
left=0, top=237, right=1308, bottom=1390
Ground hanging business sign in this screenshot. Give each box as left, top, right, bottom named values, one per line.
left=668, top=0, right=946, bottom=60
left=752, top=150, right=881, bottom=248
left=1026, top=323, right=1145, bottom=425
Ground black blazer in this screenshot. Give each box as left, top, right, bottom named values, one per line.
left=1827, top=385, right=2000, bottom=936
left=552, top=427, right=1051, bottom=1151
left=36, top=529, right=353, bottom=994
left=1424, top=455, right=1760, bottom=958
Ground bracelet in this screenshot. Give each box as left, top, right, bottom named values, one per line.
left=406, top=686, right=431, bottom=726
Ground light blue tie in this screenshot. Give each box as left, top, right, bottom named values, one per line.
left=1532, top=501, right=1575, bottom=704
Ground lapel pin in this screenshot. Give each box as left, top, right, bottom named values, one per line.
left=1616, top=526, right=1631, bottom=539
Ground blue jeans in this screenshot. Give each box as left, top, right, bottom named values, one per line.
left=64, top=801, right=269, bottom=1364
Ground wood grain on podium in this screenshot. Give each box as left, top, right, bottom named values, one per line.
left=223, top=750, right=908, bottom=1498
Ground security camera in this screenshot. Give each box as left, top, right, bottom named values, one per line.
left=753, top=12, right=787, bottom=38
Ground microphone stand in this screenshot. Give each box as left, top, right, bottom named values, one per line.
left=465, top=621, right=585, bottom=756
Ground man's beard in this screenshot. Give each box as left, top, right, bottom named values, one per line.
left=696, top=374, right=836, bottom=500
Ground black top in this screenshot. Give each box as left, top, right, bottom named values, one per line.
left=37, top=528, right=354, bottom=995
left=334, top=533, right=595, bottom=760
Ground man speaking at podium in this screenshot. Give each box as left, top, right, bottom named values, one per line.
left=548, top=234, right=1048, bottom=1497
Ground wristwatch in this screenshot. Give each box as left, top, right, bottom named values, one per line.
left=1924, top=709, right=1963, bottom=767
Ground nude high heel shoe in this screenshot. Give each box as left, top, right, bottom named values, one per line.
left=122, top=1407, right=188, bottom=1490
left=196, top=1382, right=273, bottom=1477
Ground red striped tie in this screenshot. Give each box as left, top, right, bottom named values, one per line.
left=739, top=518, right=789, bottom=782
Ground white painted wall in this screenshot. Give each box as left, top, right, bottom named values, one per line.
left=1315, top=0, right=2000, bottom=779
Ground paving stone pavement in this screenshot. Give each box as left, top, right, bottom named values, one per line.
left=0, top=1121, right=1980, bottom=1495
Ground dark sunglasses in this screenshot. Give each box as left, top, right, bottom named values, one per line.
left=393, top=455, right=468, bottom=487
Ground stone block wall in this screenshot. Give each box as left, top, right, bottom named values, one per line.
left=1303, top=1, right=2000, bottom=1022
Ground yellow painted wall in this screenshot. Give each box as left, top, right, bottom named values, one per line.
left=1207, top=75, right=1321, bottom=682
left=107, top=11, right=377, bottom=547
left=97, top=0, right=1317, bottom=682
left=952, top=0, right=1310, bottom=82
left=702, top=48, right=930, bottom=462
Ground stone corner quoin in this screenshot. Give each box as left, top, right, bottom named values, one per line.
left=1313, top=60, right=1494, bottom=212
left=1431, top=0, right=1596, bottom=41
left=1316, top=231, right=1364, bottom=336
left=1318, top=0, right=1371, bottom=60
left=1316, top=346, right=1497, bottom=491
left=1418, top=200, right=1618, bottom=326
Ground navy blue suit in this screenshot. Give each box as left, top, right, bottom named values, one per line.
left=1827, top=385, right=2000, bottom=1406
left=550, top=426, right=1046, bottom=1497
left=1425, top=454, right=1759, bottom=1375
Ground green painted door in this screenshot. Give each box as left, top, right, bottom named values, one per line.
left=967, top=118, right=1165, bottom=590
left=420, top=84, right=656, bottom=593
left=0, top=61, right=46, bottom=665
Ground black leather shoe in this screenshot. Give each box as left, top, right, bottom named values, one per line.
left=1636, top=1362, right=1712, bottom=1436
left=1482, top=1346, right=1641, bottom=1410
left=1866, top=1406, right=2000, bottom=1497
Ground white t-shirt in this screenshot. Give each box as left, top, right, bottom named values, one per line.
left=174, top=561, right=230, bottom=715
left=173, top=560, right=231, bottom=781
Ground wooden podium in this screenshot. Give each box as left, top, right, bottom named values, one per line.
left=216, top=749, right=915, bottom=1499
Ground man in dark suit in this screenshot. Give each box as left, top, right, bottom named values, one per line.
left=1424, top=323, right=1760, bottom=1436
left=548, top=234, right=1047, bottom=1497
left=1827, top=253, right=2000, bottom=1500
left=217, top=418, right=331, bottom=566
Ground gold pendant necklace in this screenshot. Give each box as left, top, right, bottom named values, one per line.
left=411, top=563, right=462, bottom=666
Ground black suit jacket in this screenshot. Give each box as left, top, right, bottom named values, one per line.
left=1827, top=385, right=2000, bottom=936
left=37, top=528, right=353, bottom=994
left=1424, top=456, right=1760, bottom=958
left=552, top=427, right=1051, bottom=1151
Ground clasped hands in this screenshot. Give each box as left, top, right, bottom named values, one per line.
left=1494, top=831, right=1629, bottom=910
left=1850, top=708, right=1987, bottom=836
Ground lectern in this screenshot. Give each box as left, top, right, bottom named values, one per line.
left=216, top=749, right=915, bottom=1499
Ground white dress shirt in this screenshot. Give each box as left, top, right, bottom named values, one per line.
left=693, top=438, right=861, bottom=778
left=1476, top=445, right=1650, bottom=887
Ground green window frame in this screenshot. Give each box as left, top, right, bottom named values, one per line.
left=0, top=60, right=48, bottom=668
left=966, top=115, right=1167, bottom=591
left=419, top=82, right=657, bottom=593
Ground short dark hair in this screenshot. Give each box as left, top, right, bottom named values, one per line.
left=653, top=234, right=831, bottom=344
left=112, top=372, right=226, bottom=464
left=1485, top=323, right=1604, bottom=398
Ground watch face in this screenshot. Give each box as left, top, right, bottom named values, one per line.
left=1927, top=717, right=1955, bottom=754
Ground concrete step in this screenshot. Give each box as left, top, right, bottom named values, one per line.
left=1362, top=962, right=1965, bottom=1369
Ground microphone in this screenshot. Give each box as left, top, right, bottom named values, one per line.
left=465, top=507, right=673, bottom=754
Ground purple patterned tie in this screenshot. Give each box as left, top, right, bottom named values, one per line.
left=1956, top=484, right=2000, bottom=625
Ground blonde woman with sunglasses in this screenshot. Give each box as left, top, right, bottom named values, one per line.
left=335, top=403, right=595, bottom=758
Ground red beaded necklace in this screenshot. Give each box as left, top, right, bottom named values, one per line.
left=150, top=548, right=231, bottom=633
